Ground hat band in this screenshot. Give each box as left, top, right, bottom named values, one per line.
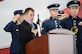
left=69, top=4, right=79, bottom=7
left=49, top=7, right=59, bottom=10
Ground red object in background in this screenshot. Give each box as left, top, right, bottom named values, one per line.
left=78, top=0, right=82, bottom=18
left=0, top=48, right=10, bottom=54
left=63, top=8, right=70, bottom=15
left=63, top=0, right=82, bottom=18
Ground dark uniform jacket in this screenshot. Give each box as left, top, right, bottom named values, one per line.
left=4, top=21, right=20, bottom=54
left=61, top=15, right=82, bottom=42
left=41, top=17, right=61, bottom=35
left=18, top=20, right=38, bottom=54
left=61, top=15, right=82, bottom=54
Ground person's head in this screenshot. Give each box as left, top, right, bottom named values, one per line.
left=14, top=10, right=24, bottom=23
left=67, top=0, right=80, bottom=17
left=24, top=7, right=35, bottom=23
left=49, top=9, right=59, bottom=18
left=17, top=14, right=24, bottom=23
left=47, top=3, right=60, bottom=18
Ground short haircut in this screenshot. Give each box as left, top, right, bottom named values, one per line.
left=24, top=7, right=35, bottom=14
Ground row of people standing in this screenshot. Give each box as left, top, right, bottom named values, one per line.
left=4, top=0, right=82, bottom=54
left=41, top=0, right=82, bottom=54
left=4, top=8, right=38, bottom=54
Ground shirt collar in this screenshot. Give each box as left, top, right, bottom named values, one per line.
left=50, top=17, right=58, bottom=20
left=69, top=15, right=78, bottom=20
left=24, top=18, right=33, bottom=25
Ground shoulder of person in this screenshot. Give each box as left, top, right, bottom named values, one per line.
left=42, top=18, right=51, bottom=24
left=19, top=20, right=27, bottom=27
left=61, top=16, right=70, bottom=21
left=78, top=16, right=82, bottom=20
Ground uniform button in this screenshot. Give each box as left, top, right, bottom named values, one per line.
left=74, top=20, right=76, bottom=23
left=75, top=35, right=77, bottom=38
left=75, top=38, right=77, bottom=41
left=55, top=21, right=57, bottom=23
left=16, top=29, right=19, bottom=31
left=56, top=23, right=57, bottom=25
left=74, top=23, right=76, bottom=25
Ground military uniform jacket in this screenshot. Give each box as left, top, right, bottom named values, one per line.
left=61, top=15, right=82, bottom=42
left=4, top=21, right=20, bottom=53
left=41, top=17, right=61, bottom=35
left=18, top=20, right=38, bottom=54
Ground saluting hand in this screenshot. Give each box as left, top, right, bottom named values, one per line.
left=13, top=14, right=20, bottom=23
left=79, top=22, right=82, bottom=26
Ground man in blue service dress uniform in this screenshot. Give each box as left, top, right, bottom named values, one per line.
left=60, top=0, right=82, bottom=54
left=4, top=10, right=24, bottom=54
left=41, top=3, right=61, bottom=35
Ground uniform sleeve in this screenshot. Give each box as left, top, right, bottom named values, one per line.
left=4, top=21, right=15, bottom=32
left=41, top=22, right=48, bottom=35
left=60, top=20, right=66, bottom=28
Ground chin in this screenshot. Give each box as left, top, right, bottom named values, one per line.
left=73, top=13, right=78, bottom=16
left=31, top=20, right=33, bottom=22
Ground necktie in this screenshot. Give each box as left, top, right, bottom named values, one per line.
left=31, top=23, right=35, bottom=30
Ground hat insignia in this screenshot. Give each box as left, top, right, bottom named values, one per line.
left=22, top=10, right=24, bottom=13
left=55, top=4, right=58, bottom=6
left=74, top=0, right=77, bottom=3
left=60, top=11, right=62, bottom=13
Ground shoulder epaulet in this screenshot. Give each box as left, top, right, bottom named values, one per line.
left=43, top=18, right=50, bottom=22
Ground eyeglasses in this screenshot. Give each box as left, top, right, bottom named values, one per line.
left=29, top=14, right=35, bottom=17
